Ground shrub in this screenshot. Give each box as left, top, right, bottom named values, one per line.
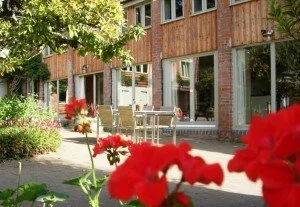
left=0, top=95, right=55, bottom=123
left=0, top=124, right=61, bottom=161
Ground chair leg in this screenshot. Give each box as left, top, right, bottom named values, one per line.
left=173, top=127, right=176, bottom=144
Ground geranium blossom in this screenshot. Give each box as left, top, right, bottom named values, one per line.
left=93, top=134, right=133, bottom=157
left=228, top=104, right=300, bottom=207
left=64, top=97, right=87, bottom=120
left=108, top=142, right=223, bottom=206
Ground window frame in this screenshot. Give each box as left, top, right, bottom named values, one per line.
left=134, top=3, right=151, bottom=28
left=161, top=0, right=184, bottom=23
left=192, top=0, right=216, bottom=14
left=230, top=0, right=250, bottom=6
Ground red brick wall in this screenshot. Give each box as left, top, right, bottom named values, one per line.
left=217, top=0, right=233, bottom=138
left=103, top=66, right=112, bottom=105
left=151, top=0, right=163, bottom=109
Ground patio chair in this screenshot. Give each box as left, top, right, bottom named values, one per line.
left=97, top=105, right=118, bottom=137
left=118, top=106, right=152, bottom=143
left=156, top=106, right=177, bottom=144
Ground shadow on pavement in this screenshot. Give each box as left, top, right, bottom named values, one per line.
left=0, top=158, right=263, bottom=207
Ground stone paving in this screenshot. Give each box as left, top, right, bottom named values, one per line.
left=0, top=129, right=264, bottom=207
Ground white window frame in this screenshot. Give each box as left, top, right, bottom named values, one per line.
left=192, top=0, right=216, bottom=14
left=181, top=61, right=190, bottom=78
left=135, top=3, right=151, bottom=28
left=230, top=0, right=250, bottom=6
left=161, top=0, right=184, bottom=23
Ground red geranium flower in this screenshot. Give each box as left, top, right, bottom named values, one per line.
left=64, top=97, right=87, bottom=120
left=228, top=104, right=300, bottom=207
left=93, top=134, right=133, bottom=157
left=174, top=192, right=191, bottom=207
left=108, top=142, right=223, bottom=206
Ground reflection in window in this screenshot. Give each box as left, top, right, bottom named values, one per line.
left=164, top=0, right=172, bottom=21
left=195, top=55, right=214, bottom=122
left=193, top=0, right=215, bottom=13
left=58, top=79, right=68, bottom=103
left=236, top=45, right=271, bottom=125
left=275, top=40, right=300, bottom=110
left=175, top=0, right=183, bottom=18
left=163, top=0, right=183, bottom=21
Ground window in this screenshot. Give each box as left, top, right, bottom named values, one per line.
left=162, top=0, right=183, bottom=22
left=234, top=40, right=300, bottom=127
left=42, top=46, right=53, bottom=57
left=135, top=3, right=151, bottom=27
left=192, top=0, right=216, bottom=13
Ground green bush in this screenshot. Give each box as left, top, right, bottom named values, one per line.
left=0, top=125, right=61, bottom=161
left=0, top=95, right=55, bottom=123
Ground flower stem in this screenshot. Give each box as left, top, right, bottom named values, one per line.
left=85, top=132, right=97, bottom=188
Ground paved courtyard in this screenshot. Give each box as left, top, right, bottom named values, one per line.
left=0, top=129, right=264, bottom=207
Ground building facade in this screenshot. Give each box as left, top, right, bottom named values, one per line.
left=44, top=0, right=300, bottom=138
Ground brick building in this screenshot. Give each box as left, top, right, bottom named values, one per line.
left=43, top=0, right=300, bottom=138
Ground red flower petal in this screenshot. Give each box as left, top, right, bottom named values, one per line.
left=135, top=175, right=168, bottom=206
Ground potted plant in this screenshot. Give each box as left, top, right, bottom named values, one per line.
left=137, top=74, right=148, bottom=87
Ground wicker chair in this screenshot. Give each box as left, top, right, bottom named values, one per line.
left=118, top=106, right=151, bottom=143
left=96, top=105, right=118, bottom=137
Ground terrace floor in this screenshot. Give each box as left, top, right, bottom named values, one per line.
left=0, top=129, right=263, bottom=207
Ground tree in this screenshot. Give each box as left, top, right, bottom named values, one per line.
left=4, top=54, right=50, bottom=94
left=0, top=0, right=144, bottom=73
left=269, top=0, right=300, bottom=40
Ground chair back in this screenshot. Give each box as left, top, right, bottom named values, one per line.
left=159, top=106, right=176, bottom=126
left=143, top=105, right=154, bottom=111
left=98, top=105, right=114, bottom=127
left=118, top=106, right=135, bottom=128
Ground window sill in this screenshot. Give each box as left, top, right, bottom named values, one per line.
left=190, top=8, right=217, bottom=17
left=230, top=0, right=250, bottom=7
left=161, top=16, right=184, bottom=25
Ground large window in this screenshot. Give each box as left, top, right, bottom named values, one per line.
left=234, top=40, right=300, bottom=126
left=135, top=3, right=151, bottom=27
left=192, top=0, right=216, bottom=13
left=163, top=54, right=216, bottom=124
left=162, top=0, right=183, bottom=22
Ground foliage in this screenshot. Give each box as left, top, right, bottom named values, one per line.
left=228, top=104, right=300, bottom=207
left=269, top=0, right=300, bottom=40
left=121, top=71, right=132, bottom=87
left=0, top=95, right=55, bottom=122
left=138, top=74, right=147, bottom=82
left=0, top=0, right=144, bottom=73
left=0, top=125, right=61, bottom=161
left=177, top=74, right=190, bottom=87
left=0, top=162, right=68, bottom=207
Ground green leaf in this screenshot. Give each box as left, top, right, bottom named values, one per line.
left=36, top=191, right=69, bottom=204
left=63, top=171, right=92, bottom=187
left=125, top=199, right=145, bottom=207
left=0, top=189, right=14, bottom=200
left=16, top=183, right=48, bottom=203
